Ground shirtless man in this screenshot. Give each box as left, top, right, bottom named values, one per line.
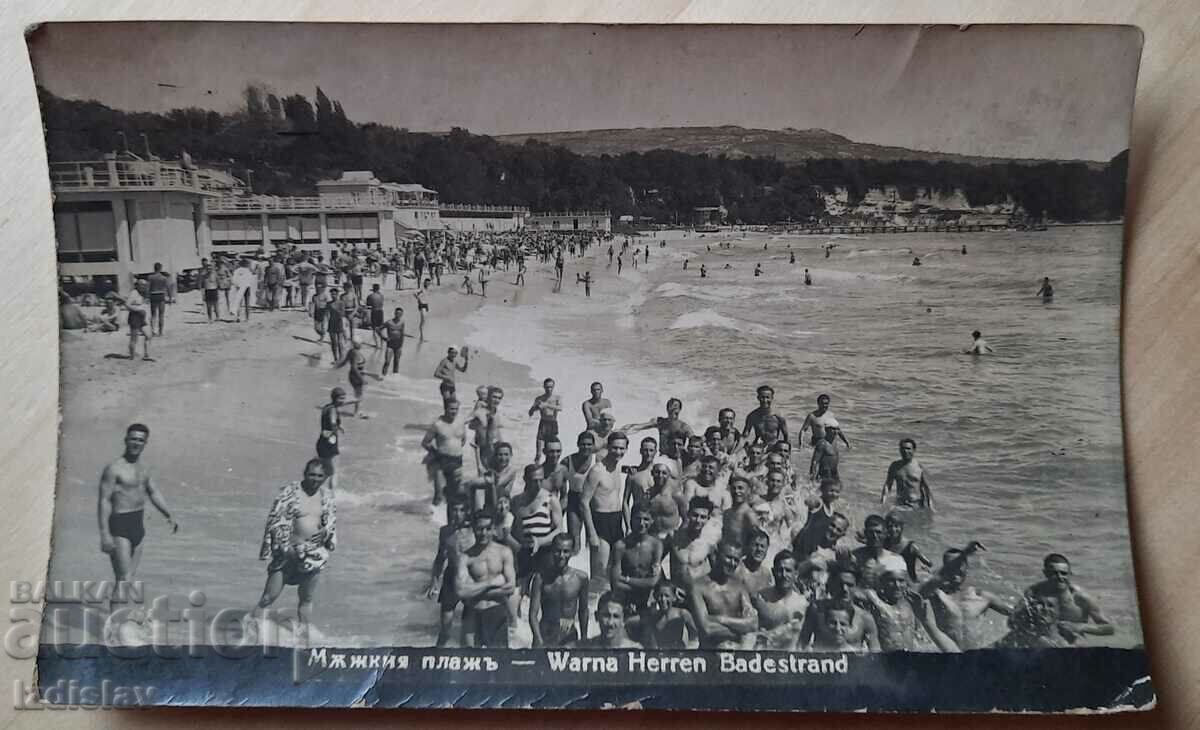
left=622, top=437, right=659, bottom=528
left=628, top=580, right=698, bottom=649
left=589, top=409, right=618, bottom=461
left=809, top=426, right=841, bottom=483
left=646, top=462, right=684, bottom=538
left=742, top=386, right=789, bottom=447
left=119, top=279, right=152, bottom=360
left=689, top=541, right=759, bottom=649
left=802, top=567, right=881, bottom=651
left=851, top=515, right=908, bottom=588
left=380, top=307, right=407, bottom=376
left=861, top=568, right=959, bottom=652
left=582, top=432, right=629, bottom=584
left=98, top=424, right=177, bottom=585
left=579, top=592, right=643, bottom=649
left=722, top=476, right=760, bottom=551
left=883, top=513, right=933, bottom=581
left=682, top=456, right=732, bottom=520
left=752, top=468, right=798, bottom=550
left=800, top=394, right=851, bottom=449
left=794, top=478, right=850, bottom=557
left=529, top=534, right=589, bottom=647
left=469, top=386, right=505, bottom=473
left=881, top=438, right=934, bottom=511
left=737, top=528, right=774, bottom=596
left=917, top=542, right=1012, bottom=650
left=315, top=388, right=355, bottom=491
left=622, top=398, right=694, bottom=460
left=965, top=330, right=995, bottom=355
left=562, top=431, right=597, bottom=554
left=255, top=458, right=336, bottom=644
left=1024, top=553, right=1114, bottom=644
left=426, top=497, right=474, bottom=646
left=714, top=408, right=742, bottom=455
left=456, top=510, right=517, bottom=648
left=464, top=442, right=516, bottom=513
left=528, top=378, right=563, bottom=462
left=668, top=496, right=716, bottom=587
left=365, top=284, right=386, bottom=347
left=538, top=439, right=570, bottom=505
left=608, top=502, right=664, bottom=610
left=433, top=346, right=469, bottom=395
left=751, top=550, right=809, bottom=650
left=421, top=398, right=468, bottom=506
left=581, top=382, right=611, bottom=432
left=1037, top=276, right=1054, bottom=302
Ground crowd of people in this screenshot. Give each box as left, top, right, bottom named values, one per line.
left=87, top=227, right=1108, bottom=653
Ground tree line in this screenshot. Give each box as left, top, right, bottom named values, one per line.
left=38, top=86, right=1128, bottom=223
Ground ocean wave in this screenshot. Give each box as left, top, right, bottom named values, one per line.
left=669, top=309, right=771, bottom=335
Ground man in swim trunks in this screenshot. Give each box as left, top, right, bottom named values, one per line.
left=381, top=307, right=407, bottom=376
left=119, top=279, right=152, bottom=360
left=254, top=458, right=336, bottom=644
left=579, top=592, right=643, bottom=649
left=456, top=510, right=517, bottom=648
left=98, top=423, right=177, bottom=585
left=325, top=287, right=346, bottom=362
left=881, top=438, right=934, bottom=511
left=751, top=550, right=809, bottom=650
left=682, top=455, right=733, bottom=522
left=422, top=398, right=468, bottom=506
left=1024, top=553, right=1114, bottom=644
left=198, top=259, right=220, bottom=322
left=690, top=540, right=759, bottom=650
left=145, top=262, right=169, bottom=336
left=316, top=387, right=355, bottom=491
left=365, top=283, right=386, bottom=348
left=426, top=497, right=474, bottom=647
left=1037, top=277, right=1054, bottom=301
left=608, top=502, right=664, bottom=612
left=800, top=393, right=851, bottom=449
left=528, top=377, right=563, bottom=462
left=333, top=339, right=367, bottom=417
left=509, top=464, right=564, bottom=582
left=529, top=533, right=589, bottom=647
left=464, top=441, right=517, bottom=513
left=562, top=430, right=597, bottom=554
left=809, top=426, right=842, bottom=485
left=742, top=385, right=789, bottom=447
left=538, top=438, right=570, bottom=505
left=622, top=437, right=659, bottom=526
left=581, top=381, right=611, bottom=432
left=434, top=346, right=469, bottom=395
left=801, top=566, right=880, bottom=651
left=582, top=431, right=629, bottom=586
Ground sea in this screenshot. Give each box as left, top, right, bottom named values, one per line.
left=46, top=224, right=1142, bottom=649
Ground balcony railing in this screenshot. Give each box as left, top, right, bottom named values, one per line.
left=207, top=192, right=441, bottom=213
left=49, top=161, right=235, bottom=192
left=439, top=203, right=529, bottom=213
left=528, top=210, right=612, bottom=218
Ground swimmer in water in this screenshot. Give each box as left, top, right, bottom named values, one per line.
left=1024, top=553, right=1114, bottom=644
left=880, top=438, right=934, bottom=511
left=1037, top=277, right=1054, bottom=301
left=965, top=330, right=995, bottom=355
left=912, top=256, right=922, bottom=266
left=700, top=264, right=707, bottom=278
left=804, top=268, right=812, bottom=285
left=754, top=263, right=763, bottom=277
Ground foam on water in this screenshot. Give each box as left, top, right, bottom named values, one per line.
left=669, top=308, right=771, bottom=335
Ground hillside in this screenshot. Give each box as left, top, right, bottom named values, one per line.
left=492, top=125, right=1104, bottom=169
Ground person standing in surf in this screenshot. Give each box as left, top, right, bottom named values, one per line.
left=98, top=423, right=178, bottom=585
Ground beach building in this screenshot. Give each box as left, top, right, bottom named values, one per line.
left=51, top=153, right=233, bottom=293
left=439, top=203, right=529, bottom=232
left=526, top=210, right=612, bottom=233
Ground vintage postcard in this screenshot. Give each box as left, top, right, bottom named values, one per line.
left=28, top=22, right=1150, bottom=712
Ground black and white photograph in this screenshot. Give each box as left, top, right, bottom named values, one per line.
left=30, top=22, right=1149, bottom=712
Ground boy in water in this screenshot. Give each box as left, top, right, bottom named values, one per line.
left=883, top=513, right=932, bottom=581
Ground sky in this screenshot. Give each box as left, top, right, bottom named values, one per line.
left=28, top=22, right=1141, bottom=161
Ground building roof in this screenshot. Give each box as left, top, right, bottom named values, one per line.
left=379, top=182, right=438, bottom=195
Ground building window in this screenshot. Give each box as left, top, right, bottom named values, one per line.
left=54, top=201, right=117, bottom=263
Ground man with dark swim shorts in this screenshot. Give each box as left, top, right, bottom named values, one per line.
left=316, top=387, right=354, bottom=491
left=528, top=377, right=562, bottom=461
left=456, top=510, right=517, bottom=648
left=119, top=279, right=152, bottom=360
left=426, top=497, right=474, bottom=646
left=422, top=398, right=468, bottom=506
left=381, top=307, right=407, bottom=376
left=365, top=283, right=386, bottom=347
left=98, top=423, right=177, bottom=585
left=146, top=262, right=169, bottom=336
